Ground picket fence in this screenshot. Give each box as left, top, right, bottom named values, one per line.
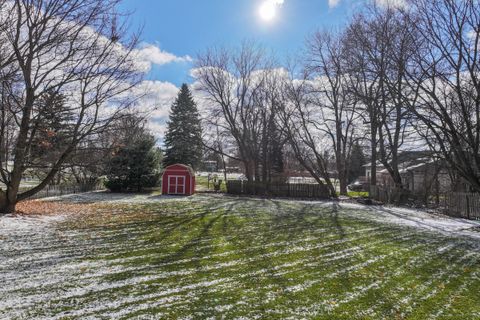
left=226, top=180, right=330, bottom=199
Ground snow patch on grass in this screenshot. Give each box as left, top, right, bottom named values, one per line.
left=2, top=193, right=480, bottom=318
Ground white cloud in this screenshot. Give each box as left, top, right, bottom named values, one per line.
left=133, top=43, right=192, bottom=72
left=328, top=0, right=341, bottom=8
left=265, top=0, right=284, bottom=6
left=130, top=80, right=180, bottom=141
left=327, top=0, right=407, bottom=9
left=148, top=121, right=169, bottom=142
left=374, top=0, right=407, bottom=8
left=129, top=80, right=215, bottom=144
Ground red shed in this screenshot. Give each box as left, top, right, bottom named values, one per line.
left=161, top=164, right=196, bottom=196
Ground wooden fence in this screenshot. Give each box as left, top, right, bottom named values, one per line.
left=439, top=192, right=480, bottom=220
left=369, top=185, right=408, bottom=204
left=226, top=180, right=330, bottom=199
left=370, top=185, right=480, bottom=220
left=21, top=183, right=105, bottom=200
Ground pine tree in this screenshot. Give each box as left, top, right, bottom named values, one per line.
left=348, top=142, right=366, bottom=183
left=30, top=90, right=74, bottom=167
left=105, top=130, right=161, bottom=192
left=163, top=84, right=203, bottom=169
left=269, top=123, right=284, bottom=176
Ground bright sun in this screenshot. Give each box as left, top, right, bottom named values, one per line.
left=259, top=1, right=277, bottom=22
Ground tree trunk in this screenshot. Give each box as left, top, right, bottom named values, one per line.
left=325, top=178, right=338, bottom=198
left=244, top=160, right=253, bottom=182
left=254, top=162, right=261, bottom=184
left=370, top=133, right=377, bottom=186
left=0, top=202, right=16, bottom=214
left=336, top=152, right=348, bottom=195
left=220, top=154, right=227, bottom=182
left=0, top=190, right=16, bottom=213
left=339, top=171, right=348, bottom=195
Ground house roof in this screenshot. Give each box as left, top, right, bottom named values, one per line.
left=363, top=162, right=383, bottom=168
left=399, top=159, right=439, bottom=173
left=363, top=151, right=436, bottom=170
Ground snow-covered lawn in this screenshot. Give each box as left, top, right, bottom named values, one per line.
left=1, top=193, right=480, bottom=319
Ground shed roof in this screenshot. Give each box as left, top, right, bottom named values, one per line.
left=163, top=164, right=195, bottom=175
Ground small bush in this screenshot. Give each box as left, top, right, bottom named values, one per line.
left=104, top=179, right=125, bottom=193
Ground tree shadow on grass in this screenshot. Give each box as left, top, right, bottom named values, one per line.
left=105, top=197, right=346, bottom=301
left=212, top=199, right=322, bottom=302
left=267, top=199, right=343, bottom=242
left=145, top=200, right=239, bottom=267
left=330, top=202, right=346, bottom=239
left=100, top=200, right=236, bottom=284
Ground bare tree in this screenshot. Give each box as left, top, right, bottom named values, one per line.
left=194, top=42, right=271, bottom=182
left=343, top=17, right=381, bottom=187
left=344, top=6, right=417, bottom=191
left=64, top=114, right=146, bottom=186
left=0, top=0, right=142, bottom=213
left=404, top=0, right=480, bottom=192
left=201, top=116, right=241, bottom=182
left=305, top=30, right=360, bottom=195
left=255, top=67, right=288, bottom=183
left=277, top=69, right=337, bottom=198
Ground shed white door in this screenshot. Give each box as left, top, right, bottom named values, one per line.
left=168, top=176, right=185, bottom=194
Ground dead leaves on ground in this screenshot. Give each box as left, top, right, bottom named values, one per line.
left=16, top=200, right=93, bottom=216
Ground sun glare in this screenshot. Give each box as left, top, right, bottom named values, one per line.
left=259, top=1, right=277, bottom=22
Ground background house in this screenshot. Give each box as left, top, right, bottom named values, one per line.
left=363, top=151, right=452, bottom=194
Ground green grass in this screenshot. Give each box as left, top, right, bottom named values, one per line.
left=2, top=195, right=480, bottom=319
left=196, top=175, right=228, bottom=192
left=347, top=191, right=369, bottom=198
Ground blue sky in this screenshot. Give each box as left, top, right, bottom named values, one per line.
left=120, top=0, right=359, bottom=86
left=118, top=0, right=374, bottom=142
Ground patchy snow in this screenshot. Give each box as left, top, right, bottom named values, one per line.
left=188, top=194, right=480, bottom=240
left=2, top=193, right=480, bottom=318
left=44, top=192, right=480, bottom=239
left=200, top=195, right=479, bottom=240
left=0, top=213, right=65, bottom=231
left=335, top=202, right=480, bottom=240
left=40, top=190, right=195, bottom=204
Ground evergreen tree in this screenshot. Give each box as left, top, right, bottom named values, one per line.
left=264, top=120, right=284, bottom=182
left=105, top=127, right=161, bottom=192
left=269, top=123, right=284, bottom=176
left=29, top=90, right=75, bottom=174
left=31, top=91, right=73, bottom=157
left=348, top=142, right=366, bottom=183
left=163, top=84, right=203, bottom=169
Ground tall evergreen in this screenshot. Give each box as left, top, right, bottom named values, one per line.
left=269, top=122, right=284, bottom=176
left=163, top=84, right=203, bottom=169
left=348, top=142, right=366, bottom=183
